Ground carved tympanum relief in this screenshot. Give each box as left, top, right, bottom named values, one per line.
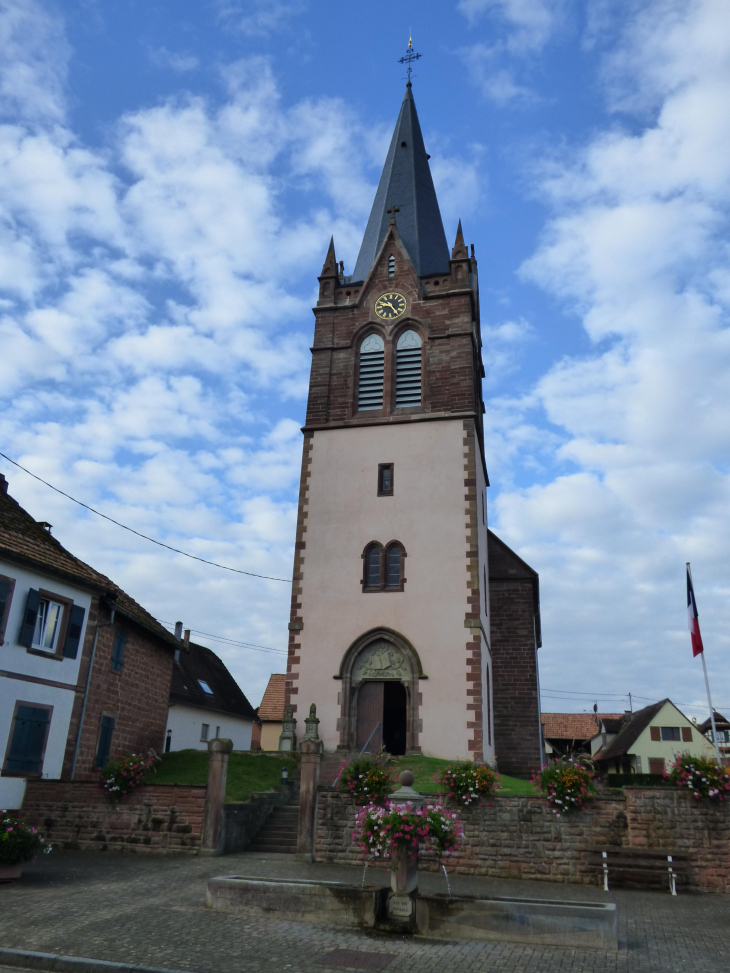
left=352, top=640, right=410, bottom=683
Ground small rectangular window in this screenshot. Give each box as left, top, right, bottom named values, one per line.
left=198, top=680, right=214, bottom=695
left=215, top=726, right=221, bottom=738
left=378, top=464, right=394, bottom=496
left=33, top=598, right=64, bottom=651
left=661, top=726, right=681, bottom=742
left=201, top=723, right=209, bottom=742
left=165, top=729, right=172, bottom=753
left=111, top=628, right=127, bottom=672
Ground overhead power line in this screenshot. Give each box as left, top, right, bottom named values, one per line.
left=157, top=619, right=286, bottom=656
left=0, top=451, right=292, bottom=584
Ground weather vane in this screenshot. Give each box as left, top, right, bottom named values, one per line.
left=398, top=35, right=422, bottom=84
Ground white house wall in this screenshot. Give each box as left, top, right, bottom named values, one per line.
left=0, top=558, right=92, bottom=808
left=630, top=701, right=715, bottom=772
left=165, top=703, right=253, bottom=751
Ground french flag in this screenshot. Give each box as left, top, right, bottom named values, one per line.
left=687, top=565, right=704, bottom=658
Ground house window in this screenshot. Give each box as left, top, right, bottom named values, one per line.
left=3, top=703, right=52, bottom=775
left=362, top=542, right=406, bottom=591
left=378, top=464, right=394, bottom=496
left=388, top=254, right=395, bottom=277
left=661, top=727, right=681, bottom=742
left=358, top=333, right=385, bottom=411
left=0, top=575, right=15, bottom=645
left=483, top=566, right=488, bottom=615
left=201, top=723, right=210, bottom=742
left=386, top=544, right=402, bottom=587
left=165, top=730, right=172, bottom=753
left=33, top=598, right=64, bottom=651
left=111, top=627, right=127, bottom=672
left=395, top=330, right=422, bottom=407
left=94, top=715, right=115, bottom=769
left=365, top=545, right=382, bottom=587
left=18, top=588, right=85, bottom=659
left=198, top=680, right=214, bottom=695
left=486, top=664, right=491, bottom=746
left=215, top=726, right=221, bottom=738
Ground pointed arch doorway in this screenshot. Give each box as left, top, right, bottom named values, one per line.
left=336, top=629, right=426, bottom=755
left=356, top=680, right=408, bottom=755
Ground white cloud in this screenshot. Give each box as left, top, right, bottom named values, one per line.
left=215, top=0, right=305, bottom=38
left=148, top=47, right=199, bottom=73
left=489, top=0, right=730, bottom=711
left=0, top=0, right=69, bottom=123
left=459, top=0, right=565, bottom=52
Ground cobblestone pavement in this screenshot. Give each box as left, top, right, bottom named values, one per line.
left=1, top=851, right=729, bottom=973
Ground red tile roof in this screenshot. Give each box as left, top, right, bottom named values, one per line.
left=0, top=476, right=177, bottom=649
left=257, top=673, right=286, bottom=722
left=542, top=713, right=625, bottom=741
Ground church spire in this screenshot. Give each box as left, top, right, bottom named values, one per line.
left=352, top=85, right=450, bottom=282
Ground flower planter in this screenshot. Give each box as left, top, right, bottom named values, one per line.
left=0, top=862, right=23, bottom=883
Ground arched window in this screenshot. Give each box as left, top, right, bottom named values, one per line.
left=395, top=330, right=422, bottom=407
left=365, top=545, right=382, bottom=587
left=386, top=544, right=402, bottom=587
left=358, top=333, right=385, bottom=411
left=388, top=254, right=395, bottom=277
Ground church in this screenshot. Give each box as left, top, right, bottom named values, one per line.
left=285, top=81, right=542, bottom=777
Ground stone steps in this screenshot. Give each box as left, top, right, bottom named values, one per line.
left=247, top=801, right=299, bottom=854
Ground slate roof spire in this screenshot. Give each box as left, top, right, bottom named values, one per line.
left=352, top=84, right=450, bottom=282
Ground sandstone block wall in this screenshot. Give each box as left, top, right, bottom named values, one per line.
left=22, top=780, right=205, bottom=853
left=314, top=788, right=730, bottom=893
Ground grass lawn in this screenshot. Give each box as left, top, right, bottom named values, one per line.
left=148, top=750, right=538, bottom=803
left=391, top=754, right=538, bottom=797
left=147, top=750, right=297, bottom=803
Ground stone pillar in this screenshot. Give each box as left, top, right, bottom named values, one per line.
left=297, top=738, right=322, bottom=861
left=199, top=738, right=233, bottom=856
left=278, top=705, right=297, bottom=752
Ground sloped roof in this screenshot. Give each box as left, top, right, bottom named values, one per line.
left=352, top=84, right=450, bottom=281
left=170, top=641, right=258, bottom=721
left=0, top=475, right=177, bottom=649
left=594, top=699, right=669, bottom=762
left=257, top=673, right=286, bottom=722
left=698, top=712, right=730, bottom=733
left=542, top=713, right=625, bottom=741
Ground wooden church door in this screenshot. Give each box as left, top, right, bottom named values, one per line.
left=356, top=681, right=383, bottom=752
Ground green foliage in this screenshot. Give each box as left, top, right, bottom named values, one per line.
left=95, top=753, right=155, bottom=803
left=0, top=811, right=50, bottom=865
left=334, top=755, right=396, bottom=806
left=389, top=755, right=537, bottom=796
left=533, top=759, right=597, bottom=815
left=434, top=761, right=500, bottom=805
left=666, top=753, right=730, bottom=800
left=148, top=750, right=298, bottom=803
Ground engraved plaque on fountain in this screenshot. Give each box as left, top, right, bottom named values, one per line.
left=387, top=893, right=413, bottom=919
left=353, top=641, right=409, bottom=683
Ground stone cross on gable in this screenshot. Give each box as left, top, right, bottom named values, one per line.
left=387, top=204, right=400, bottom=224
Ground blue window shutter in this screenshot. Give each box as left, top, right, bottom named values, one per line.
left=94, top=715, right=115, bottom=769
left=110, top=628, right=127, bottom=671
left=6, top=706, right=50, bottom=774
left=62, top=604, right=86, bottom=659
left=18, top=589, right=40, bottom=647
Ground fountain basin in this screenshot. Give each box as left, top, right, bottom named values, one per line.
left=205, top=876, right=618, bottom=950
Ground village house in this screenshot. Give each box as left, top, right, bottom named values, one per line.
left=541, top=712, right=625, bottom=760
left=165, top=633, right=258, bottom=752
left=0, top=474, right=177, bottom=808
left=251, top=673, right=286, bottom=751
left=698, top=711, right=730, bottom=765
left=593, top=698, right=715, bottom=775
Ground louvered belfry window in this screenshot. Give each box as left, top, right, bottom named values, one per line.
left=395, top=330, right=422, bottom=407
left=358, top=333, right=385, bottom=411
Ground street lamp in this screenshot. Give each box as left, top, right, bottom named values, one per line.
left=281, top=765, right=289, bottom=787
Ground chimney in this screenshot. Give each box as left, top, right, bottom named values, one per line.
left=0, top=474, right=7, bottom=495
left=174, top=621, right=183, bottom=641
left=183, top=629, right=190, bottom=649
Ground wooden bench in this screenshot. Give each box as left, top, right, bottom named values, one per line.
left=585, top=847, right=691, bottom=894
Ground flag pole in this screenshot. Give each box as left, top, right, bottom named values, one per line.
left=687, top=562, right=723, bottom=766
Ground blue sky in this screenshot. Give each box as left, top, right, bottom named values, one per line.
left=1, top=0, right=729, bottom=722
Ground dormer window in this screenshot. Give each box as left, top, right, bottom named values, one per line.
left=388, top=254, right=395, bottom=277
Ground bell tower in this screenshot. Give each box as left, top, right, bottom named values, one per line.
left=286, top=80, right=542, bottom=773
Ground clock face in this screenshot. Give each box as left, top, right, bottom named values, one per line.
left=374, top=291, right=407, bottom=320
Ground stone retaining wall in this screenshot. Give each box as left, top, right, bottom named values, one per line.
left=21, top=780, right=206, bottom=853
left=314, top=788, right=730, bottom=893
